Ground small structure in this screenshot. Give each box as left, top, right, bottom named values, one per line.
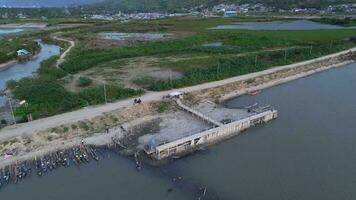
left=224, top=10, right=238, bottom=17
left=164, top=91, right=185, bottom=99
left=17, top=49, right=31, bottom=58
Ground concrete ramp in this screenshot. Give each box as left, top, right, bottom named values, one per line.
left=176, top=99, right=223, bottom=127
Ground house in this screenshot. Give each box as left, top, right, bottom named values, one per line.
left=17, top=49, right=31, bottom=57
left=224, top=10, right=238, bottom=17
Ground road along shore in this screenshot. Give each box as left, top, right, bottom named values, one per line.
left=0, top=47, right=355, bottom=169
left=1, top=47, right=356, bottom=143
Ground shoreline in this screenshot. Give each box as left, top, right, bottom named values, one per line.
left=0, top=47, right=42, bottom=72
left=1, top=46, right=356, bottom=141
left=219, top=60, right=354, bottom=102
left=0, top=47, right=355, bottom=168
left=0, top=60, right=17, bottom=71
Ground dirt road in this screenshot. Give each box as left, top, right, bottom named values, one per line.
left=0, top=47, right=355, bottom=142
left=54, top=36, right=75, bottom=68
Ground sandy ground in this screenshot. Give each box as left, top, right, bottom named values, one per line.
left=0, top=112, right=157, bottom=168
left=137, top=111, right=211, bottom=149
left=54, top=36, right=75, bottom=68
left=62, top=56, right=183, bottom=91
left=1, top=46, right=356, bottom=144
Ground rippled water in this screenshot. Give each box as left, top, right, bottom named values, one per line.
left=212, top=20, right=356, bottom=30
left=0, top=62, right=355, bottom=199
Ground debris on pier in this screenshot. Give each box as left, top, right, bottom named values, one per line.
left=143, top=99, right=277, bottom=160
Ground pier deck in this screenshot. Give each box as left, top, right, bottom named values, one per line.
left=176, top=99, right=223, bottom=127
left=145, top=100, right=278, bottom=160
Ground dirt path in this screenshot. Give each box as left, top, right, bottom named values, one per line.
left=0, top=46, right=355, bottom=142
left=54, top=36, right=75, bottom=68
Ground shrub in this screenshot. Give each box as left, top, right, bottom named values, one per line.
left=77, top=77, right=93, bottom=87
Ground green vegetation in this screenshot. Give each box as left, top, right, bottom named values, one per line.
left=77, top=77, right=93, bottom=87
left=58, top=17, right=356, bottom=92
left=136, top=41, right=353, bottom=91
left=5, top=16, right=356, bottom=120
left=79, top=85, right=143, bottom=105
left=0, top=37, right=40, bottom=63
left=312, top=17, right=356, bottom=27
left=8, top=54, right=142, bottom=119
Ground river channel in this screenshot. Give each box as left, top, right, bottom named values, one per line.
left=0, top=42, right=60, bottom=106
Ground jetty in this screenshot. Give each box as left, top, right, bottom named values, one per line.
left=145, top=99, right=277, bottom=160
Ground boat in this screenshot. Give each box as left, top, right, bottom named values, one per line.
left=248, top=90, right=261, bottom=96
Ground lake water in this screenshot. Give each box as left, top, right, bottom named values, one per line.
left=212, top=20, right=356, bottom=30
left=0, top=62, right=356, bottom=199
left=0, top=42, right=60, bottom=106
left=100, top=32, right=167, bottom=40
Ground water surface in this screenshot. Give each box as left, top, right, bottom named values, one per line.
left=0, top=28, right=25, bottom=35
left=1, top=62, right=356, bottom=200
left=0, top=42, right=60, bottom=106
left=212, top=20, right=356, bottom=30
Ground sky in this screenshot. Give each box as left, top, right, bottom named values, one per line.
left=0, top=0, right=98, bottom=7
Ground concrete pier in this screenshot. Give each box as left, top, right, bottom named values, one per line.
left=145, top=100, right=278, bottom=160
left=176, top=99, right=223, bottom=126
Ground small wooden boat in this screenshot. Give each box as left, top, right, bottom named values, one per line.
left=248, top=90, right=261, bottom=96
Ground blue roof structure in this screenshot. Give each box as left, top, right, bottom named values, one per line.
left=17, top=49, right=30, bottom=56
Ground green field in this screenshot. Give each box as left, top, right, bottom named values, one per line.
left=0, top=36, right=40, bottom=64
left=7, top=16, right=356, bottom=120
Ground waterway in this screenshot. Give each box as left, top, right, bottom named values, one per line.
left=0, top=62, right=356, bottom=199
left=212, top=19, right=356, bottom=30
left=0, top=42, right=60, bottom=106
left=0, top=28, right=25, bottom=35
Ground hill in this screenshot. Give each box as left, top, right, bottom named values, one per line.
left=92, top=0, right=356, bottom=12
left=0, top=0, right=98, bottom=7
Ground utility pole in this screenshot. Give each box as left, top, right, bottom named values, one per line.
left=216, top=59, right=220, bottom=79
left=284, top=49, right=287, bottom=62
left=169, top=71, right=173, bottom=89
left=8, top=97, right=16, bottom=125
left=25, top=102, right=32, bottom=122
left=255, top=55, right=258, bottom=67
left=103, top=82, right=107, bottom=104
left=309, top=45, right=313, bottom=55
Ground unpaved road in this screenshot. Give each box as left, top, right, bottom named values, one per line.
left=0, top=47, right=355, bottom=142
left=54, top=36, right=75, bottom=68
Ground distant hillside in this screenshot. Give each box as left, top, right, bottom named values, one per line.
left=92, top=0, right=356, bottom=12
left=0, top=0, right=98, bottom=7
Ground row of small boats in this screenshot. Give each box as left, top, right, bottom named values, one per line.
left=0, top=145, right=100, bottom=189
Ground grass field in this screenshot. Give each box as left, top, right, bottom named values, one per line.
left=0, top=36, right=40, bottom=64
left=7, top=16, right=356, bottom=119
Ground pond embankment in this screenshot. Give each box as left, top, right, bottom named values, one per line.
left=192, top=47, right=356, bottom=102
left=1, top=45, right=356, bottom=170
